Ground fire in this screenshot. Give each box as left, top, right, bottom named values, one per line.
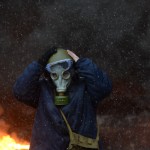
left=0, top=105, right=30, bottom=150
left=0, top=134, right=30, bottom=150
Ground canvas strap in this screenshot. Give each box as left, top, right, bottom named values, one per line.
left=60, top=110, right=99, bottom=150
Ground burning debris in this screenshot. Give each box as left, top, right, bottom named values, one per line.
left=0, top=105, right=30, bottom=150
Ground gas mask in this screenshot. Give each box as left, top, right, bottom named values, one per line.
left=46, top=48, right=74, bottom=105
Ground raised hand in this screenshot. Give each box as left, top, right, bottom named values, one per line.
left=67, top=50, right=79, bottom=62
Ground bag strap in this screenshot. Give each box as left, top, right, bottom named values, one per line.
left=60, top=110, right=74, bottom=140
left=60, top=110, right=100, bottom=150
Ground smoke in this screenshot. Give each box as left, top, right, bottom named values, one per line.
left=0, top=0, right=150, bottom=110
left=0, top=0, right=149, bottom=115
left=0, top=0, right=149, bottom=76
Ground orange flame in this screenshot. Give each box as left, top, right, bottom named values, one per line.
left=0, top=135, right=30, bottom=150
left=0, top=105, right=30, bottom=149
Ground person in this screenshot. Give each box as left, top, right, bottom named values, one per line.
left=13, top=47, right=112, bottom=150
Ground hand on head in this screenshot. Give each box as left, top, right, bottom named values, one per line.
left=67, top=50, right=79, bottom=62
left=38, top=47, right=79, bottom=67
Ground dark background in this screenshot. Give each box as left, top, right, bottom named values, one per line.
left=0, top=0, right=150, bottom=149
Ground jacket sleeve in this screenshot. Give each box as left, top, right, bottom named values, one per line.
left=13, top=61, right=44, bottom=108
left=75, top=58, right=112, bottom=105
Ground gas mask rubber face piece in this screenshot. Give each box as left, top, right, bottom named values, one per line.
left=46, top=60, right=73, bottom=105
left=50, top=62, right=72, bottom=93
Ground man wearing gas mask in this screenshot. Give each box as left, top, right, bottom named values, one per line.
left=13, top=47, right=112, bottom=150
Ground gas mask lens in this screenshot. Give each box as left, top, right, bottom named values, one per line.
left=50, top=72, right=58, bottom=80
left=62, top=71, right=70, bottom=79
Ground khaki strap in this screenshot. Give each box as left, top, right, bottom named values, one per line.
left=60, top=110, right=99, bottom=150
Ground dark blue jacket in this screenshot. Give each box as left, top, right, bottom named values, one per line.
left=13, top=58, right=112, bottom=150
